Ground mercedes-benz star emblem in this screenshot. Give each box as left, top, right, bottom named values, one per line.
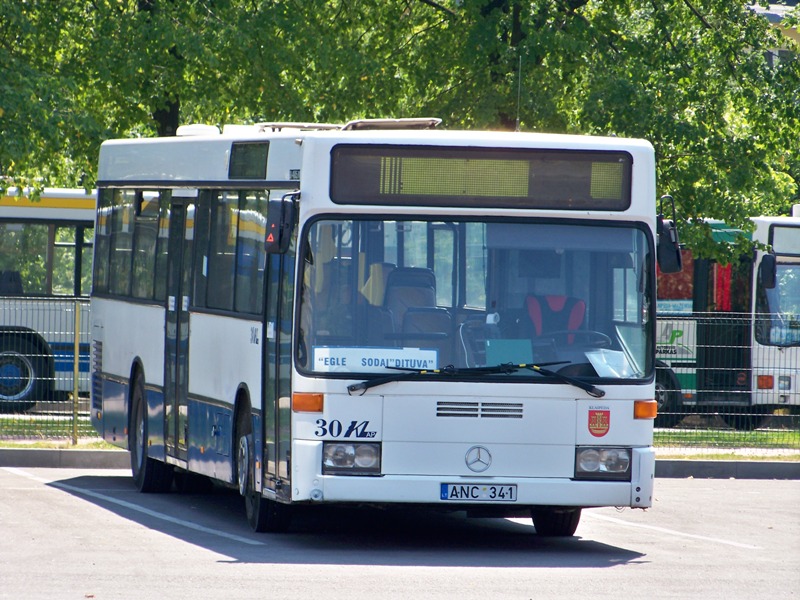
left=465, top=445, right=492, bottom=473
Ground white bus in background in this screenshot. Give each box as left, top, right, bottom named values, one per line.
left=90, top=119, right=681, bottom=536
left=0, top=188, right=95, bottom=412
left=655, top=207, right=800, bottom=429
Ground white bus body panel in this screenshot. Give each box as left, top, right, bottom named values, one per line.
left=752, top=355, right=800, bottom=406
left=92, top=298, right=166, bottom=386
left=188, top=312, right=262, bottom=406
left=99, top=136, right=303, bottom=184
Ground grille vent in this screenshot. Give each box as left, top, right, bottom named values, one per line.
left=437, top=401, right=523, bottom=419
left=91, top=340, right=103, bottom=410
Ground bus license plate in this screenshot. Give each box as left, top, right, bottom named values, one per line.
left=440, top=483, right=517, bottom=502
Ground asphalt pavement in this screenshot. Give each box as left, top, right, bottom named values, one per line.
left=0, top=447, right=797, bottom=479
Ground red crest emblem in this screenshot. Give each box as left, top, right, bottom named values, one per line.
left=588, top=409, right=610, bottom=437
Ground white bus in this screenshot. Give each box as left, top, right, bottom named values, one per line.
left=0, top=188, right=95, bottom=412
left=91, top=119, right=680, bottom=536
left=656, top=208, right=800, bottom=428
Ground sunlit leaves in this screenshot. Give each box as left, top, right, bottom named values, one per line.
left=1, top=0, right=798, bottom=262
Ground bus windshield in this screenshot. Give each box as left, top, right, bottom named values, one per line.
left=756, top=260, right=800, bottom=346
left=297, top=218, right=653, bottom=381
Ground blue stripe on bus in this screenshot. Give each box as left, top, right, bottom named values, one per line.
left=49, top=343, right=91, bottom=373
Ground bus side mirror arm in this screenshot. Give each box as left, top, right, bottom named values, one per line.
left=265, top=193, right=298, bottom=254
left=758, top=253, right=776, bottom=289
left=656, top=195, right=683, bottom=274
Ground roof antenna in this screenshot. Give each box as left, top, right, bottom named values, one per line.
left=515, top=52, right=522, bottom=132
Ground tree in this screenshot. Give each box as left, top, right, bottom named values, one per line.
left=0, top=2, right=102, bottom=188
left=2, top=0, right=798, bottom=262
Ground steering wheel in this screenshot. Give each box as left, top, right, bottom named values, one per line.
left=537, top=329, right=613, bottom=348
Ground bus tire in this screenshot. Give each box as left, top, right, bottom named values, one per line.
left=531, top=506, right=581, bottom=537
left=236, top=409, right=291, bottom=533
left=655, top=366, right=682, bottom=428
left=0, top=336, right=46, bottom=413
left=130, top=372, right=173, bottom=493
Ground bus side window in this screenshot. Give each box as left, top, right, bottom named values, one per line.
left=153, top=191, right=171, bottom=302
left=234, top=191, right=269, bottom=314
left=206, top=192, right=237, bottom=311
left=131, top=193, right=158, bottom=300
left=108, top=190, right=135, bottom=296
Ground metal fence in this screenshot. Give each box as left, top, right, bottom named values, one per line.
left=1, top=302, right=798, bottom=455
left=656, top=311, right=799, bottom=454
left=0, top=297, right=92, bottom=443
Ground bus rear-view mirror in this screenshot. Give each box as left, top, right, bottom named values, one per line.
left=758, top=253, right=776, bottom=289
left=656, top=216, right=683, bottom=274
left=265, top=195, right=297, bottom=254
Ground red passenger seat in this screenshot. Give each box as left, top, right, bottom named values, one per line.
left=525, top=295, right=585, bottom=344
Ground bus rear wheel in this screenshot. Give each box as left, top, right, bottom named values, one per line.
left=236, top=410, right=291, bottom=533
left=531, top=507, right=582, bottom=537
left=130, top=372, right=173, bottom=493
left=0, top=337, right=46, bottom=413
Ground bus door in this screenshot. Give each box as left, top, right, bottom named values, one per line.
left=263, top=252, right=294, bottom=500
left=164, top=198, right=195, bottom=461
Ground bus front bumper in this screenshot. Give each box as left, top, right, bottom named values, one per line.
left=287, top=444, right=655, bottom=509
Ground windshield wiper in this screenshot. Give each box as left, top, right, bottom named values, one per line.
left=347, top=366, right=446, bottom=395
left=347, top=362, right=605, bottom=398
left=519, top=363, right=605, bottom=398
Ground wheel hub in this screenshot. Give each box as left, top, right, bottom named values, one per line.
left=0, top=352, right=34, bottom=400
left=237, top=435, right=250, bottom=496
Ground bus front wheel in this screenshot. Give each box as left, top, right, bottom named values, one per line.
left=130, top=372, right=173, bottom=493
left=236, top=410, right=291, bottom=533
left=531, top=506, right=581, bottom=536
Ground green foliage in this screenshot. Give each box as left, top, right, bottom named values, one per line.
left=1, top=0, right=798, bottom=260
left=0, top=2, right=100, bottom=188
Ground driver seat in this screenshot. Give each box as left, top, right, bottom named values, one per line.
left=525, top=295, right=586, bottom=344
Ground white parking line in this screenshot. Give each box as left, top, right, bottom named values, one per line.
left=2, top=467, right=263, bottom=546
left=584, top=511, right=762, bottom=549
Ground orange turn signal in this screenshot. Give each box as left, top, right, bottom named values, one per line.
left=757, top=375, right=774, bottom=390
left=635, top=399, right=658, bottom=420
left=292, top=392, right=324, bottom=413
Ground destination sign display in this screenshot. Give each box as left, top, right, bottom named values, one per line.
left=330, top=144, right=632, bottom=210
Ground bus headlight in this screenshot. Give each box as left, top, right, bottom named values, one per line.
left=322, top=442, right=381, bottom=475
left=574, top=447, right=631, bottom=481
